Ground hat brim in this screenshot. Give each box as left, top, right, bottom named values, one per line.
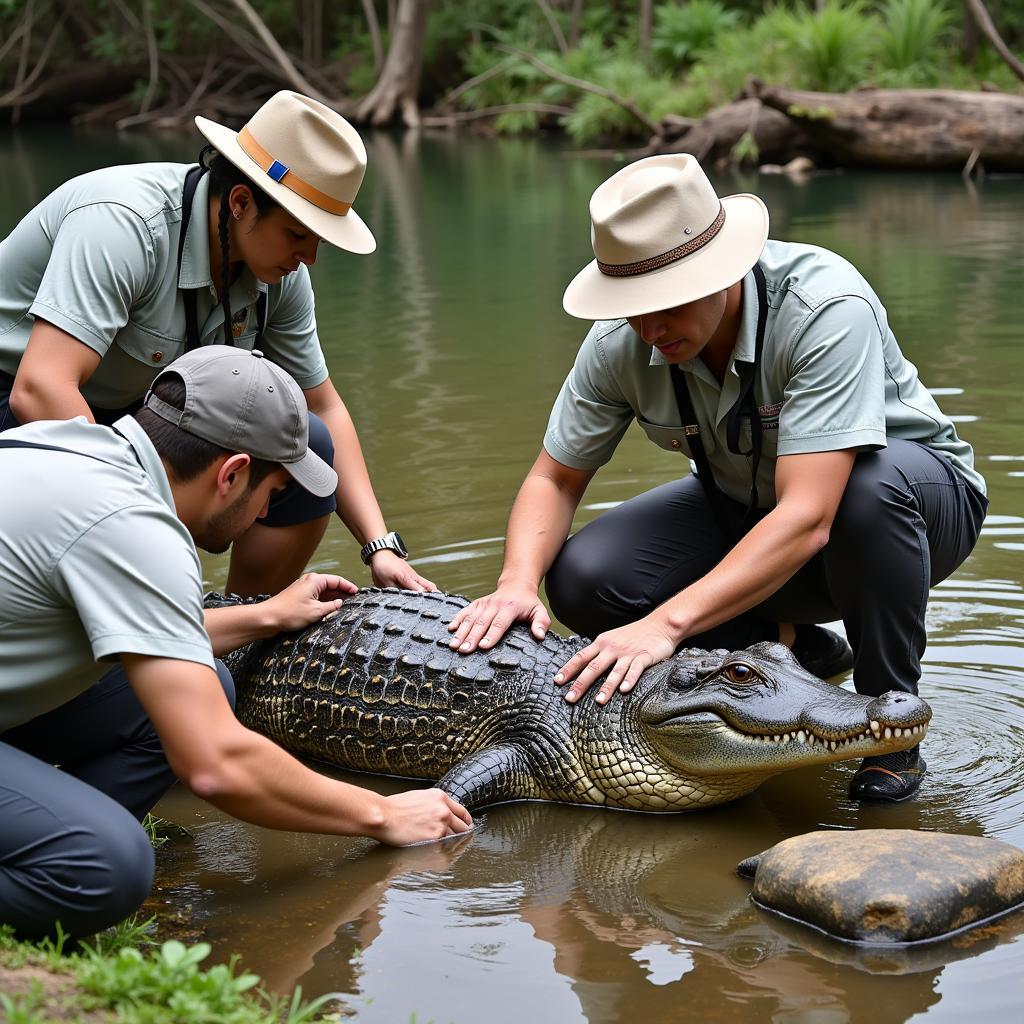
left=282, top=447, right=338, bottom=498
left=195, top=116, right=376, bottom=255
left=562, top=193, right=769, bottom=320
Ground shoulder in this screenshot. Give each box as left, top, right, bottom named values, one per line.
left=762, top=239, right=881, bottom=314
left=577, top=318, right=644, bottom=373
left=40, top=163, right=192, bottom=234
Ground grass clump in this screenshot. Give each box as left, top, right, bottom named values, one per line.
left=0, top=926, right=341, bottom=1024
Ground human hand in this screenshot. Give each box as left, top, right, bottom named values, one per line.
left=447, top=582, right=550, bottom=653
left=375, top=788, right=473, bottom=846
left=369, top=549, right=437, bottom=592
left=554, top=615, right=678, bottom=706
left=264, top=572, right=358, bottom=633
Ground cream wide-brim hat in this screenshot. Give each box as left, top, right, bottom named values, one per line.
left=562, top=154, right=769, bottom=320
left=196, top=91, right=376, bottom=255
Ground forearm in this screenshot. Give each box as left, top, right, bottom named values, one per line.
left=659, top=503, right=831, bottom=641
left=186, top=726, right=387, bottom=837
left=498, top=473, right=582, bottom=591
left=318, top=404, right=388, bottom=544
left=204, top=604, right=279, bottom=658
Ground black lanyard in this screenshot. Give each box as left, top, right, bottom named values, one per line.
left=0, top=439, right=114, bottom=466
left=669, top=262, right=769, bottom=538
left=177, top=165, right=266, bottom=352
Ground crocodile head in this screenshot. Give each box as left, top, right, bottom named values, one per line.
left=636, top=641, right=931, bottom=792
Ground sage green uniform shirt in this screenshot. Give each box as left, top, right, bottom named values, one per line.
left=545, top=240, right=985, bottom=503
left=0, top=415, right=213, bottom=732
left=0, top=162, right=328, bottom=409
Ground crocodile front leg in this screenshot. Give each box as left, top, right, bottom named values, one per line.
left=437, top=744, right=540, bottom=811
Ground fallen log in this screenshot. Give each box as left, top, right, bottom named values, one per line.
left=753, top=83, right=1024, bottom=171
left=644, top=98, right=812, bottom=168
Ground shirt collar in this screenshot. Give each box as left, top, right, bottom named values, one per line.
left=645, top=267, right=759, bottom=372
left=177, top=171, right=266, bottom=302
left=112, top=416, right=178, bottom=516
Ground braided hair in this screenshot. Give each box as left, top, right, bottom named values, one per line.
left=199, top=145, right=278, bottom=345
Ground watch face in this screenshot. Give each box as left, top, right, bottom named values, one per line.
left=390, top=532, right=408, bottom=558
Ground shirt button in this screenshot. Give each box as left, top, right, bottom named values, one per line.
left=152, top=351, right=163, bottom=363
left=671, top=438, right=681, bottom=449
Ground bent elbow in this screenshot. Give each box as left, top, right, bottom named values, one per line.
left=8, top=377, right=36, bottom=423
left=808, top=523, right=832, bottom=557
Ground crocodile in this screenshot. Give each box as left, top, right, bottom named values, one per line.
left=210, top=588, right=932, bottom=813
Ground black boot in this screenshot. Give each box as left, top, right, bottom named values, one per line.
left=791, top=624, right=854, bottom=678
left=849, top=744, right=927, bottom=802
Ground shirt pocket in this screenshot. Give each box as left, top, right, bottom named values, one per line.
left=636, top=416, right=717, bottom=459
left=114, top=322, right=185, bottom=372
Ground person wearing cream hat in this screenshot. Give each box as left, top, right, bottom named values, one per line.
left=0, top=90, right=430, bottom=597
left=450, top=154, right=988, bottom=803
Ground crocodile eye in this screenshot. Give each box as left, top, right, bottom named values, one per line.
left=723, top=662, right=757, bottom=685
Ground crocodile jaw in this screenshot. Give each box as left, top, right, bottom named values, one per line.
left=649, top=710, right=929, bottom=776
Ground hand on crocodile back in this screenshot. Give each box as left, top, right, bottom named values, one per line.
left=208, top=588, right=931, bottom=814
left=449, top=585, right=684, bottom=708
left=447, top=581, right=551, bottom=652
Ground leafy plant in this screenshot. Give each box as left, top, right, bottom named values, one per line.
left=780, top=0, right=877, bottom=92
left=874, top=0, right=954, bottom=84
left=651, top=0, right=742, bottom=69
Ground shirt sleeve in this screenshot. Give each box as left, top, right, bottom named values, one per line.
left=53, top=506, right=214, bottom=669
left=543, top=325, right=634, bottom=470
left=260, top=264, right=329, bottom=390
left=776, top=295, right=887, bottom=456
left=29, top=203, right=156, bottom=357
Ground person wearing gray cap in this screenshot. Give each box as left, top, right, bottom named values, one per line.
left=0, top=345, right=471, bottom=943
left=449, top=155, right=987, bottom=804
left=0, top=90, right=430, bottom=599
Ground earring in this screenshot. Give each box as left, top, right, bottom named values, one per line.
left=233, top=210, right=242, bottom=220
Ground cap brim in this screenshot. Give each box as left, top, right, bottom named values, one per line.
left=562, top=193, right=769, bottom=320
left=283, top=448, right=338, bottom=498
left=195, top=115, right=376, bottom=255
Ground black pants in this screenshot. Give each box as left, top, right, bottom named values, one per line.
left=546, top=439, right=987, bottom=698
left=0, top=661, right=235, bottom=941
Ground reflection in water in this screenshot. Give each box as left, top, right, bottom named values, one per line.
left=4, top=129, right=1024, bottom=1021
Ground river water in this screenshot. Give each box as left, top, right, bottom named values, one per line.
left=2, top=127, right=1023, bottom=1022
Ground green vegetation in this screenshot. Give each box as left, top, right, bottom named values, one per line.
left=0, top=926, right=341, bottom=1024
left=0, top=0, right=1021, bottom=140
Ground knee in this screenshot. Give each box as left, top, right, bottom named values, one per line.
left=546, top=538, right=610, bottom=631
left=214, top=659, right=236, bottom=711
left=306, top=412, right=335, bottom=465
left=832, top=459, right=910, bottom=544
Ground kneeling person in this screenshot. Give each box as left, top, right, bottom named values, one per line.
left=0, top=346, right=470, bottom=942
left=449, top=155, right=987, bottom=803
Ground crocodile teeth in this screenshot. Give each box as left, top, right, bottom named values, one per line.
left=870, top=720, right=881, bottom=739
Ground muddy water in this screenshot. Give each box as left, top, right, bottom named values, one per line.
left=3, top=129, right=1023, bottom=1021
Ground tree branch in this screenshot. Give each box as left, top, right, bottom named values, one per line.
left=964, top=0, right=1024, bottom=82
left=535, top=0, right=569, bottom=54
left=496, top=43, right=663, bottom=138
left=360, top=0, right=384, bottom=72
left=222, top=0, right=333, bottom=101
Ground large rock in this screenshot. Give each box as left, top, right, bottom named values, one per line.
left=738, top=830, right=1024, bottom=944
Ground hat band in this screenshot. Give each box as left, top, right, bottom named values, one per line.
left=597, top=204, right=726, bottom=278
left=238, top=127, right=351, bottom=217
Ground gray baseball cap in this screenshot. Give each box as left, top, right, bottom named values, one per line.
left=143, top=346, right=337, bottom=498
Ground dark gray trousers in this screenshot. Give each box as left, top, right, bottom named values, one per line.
left=546, top=439, right=987, bottom=698
left=0, top=660, right=234, bottom=941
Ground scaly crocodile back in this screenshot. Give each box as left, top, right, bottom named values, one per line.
left=221, top=588, right=590, bottom=785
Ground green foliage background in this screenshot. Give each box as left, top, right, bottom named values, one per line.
left=0, top=1, right=1022, bottom=141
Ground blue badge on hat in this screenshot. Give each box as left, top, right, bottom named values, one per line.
left=267, top=160, right=289, bottom=182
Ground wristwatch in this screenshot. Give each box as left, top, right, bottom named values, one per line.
left=359, top=531, right=409, bottom=565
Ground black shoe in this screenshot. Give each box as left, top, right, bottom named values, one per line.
left=791, top=625, right=854, bottom=678
left=849, top=745, right=927, bottom=803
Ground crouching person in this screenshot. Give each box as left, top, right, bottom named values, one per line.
left=0, top=345, right=471, bottom=941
